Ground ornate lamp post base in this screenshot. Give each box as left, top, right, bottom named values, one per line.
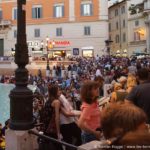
left=10, top=86, right=33, bottom=130
left=9, top=0, right=34, bottom=130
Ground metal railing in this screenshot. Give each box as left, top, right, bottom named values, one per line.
left=28, top=130, right=78, bottom=150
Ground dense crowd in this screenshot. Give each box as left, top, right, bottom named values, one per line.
left=1, top=55, right=150, bottom=150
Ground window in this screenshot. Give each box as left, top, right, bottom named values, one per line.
left=81, top=3, right=93, bottom=16
left=56, top=28, right=62, bottom=36
left=123, top=19, right=125, bottom=28
left=12, top=7, right=17, bottom=20
left=123, top=33, right=126, bottom=42
left=34, top=29, right=40, bottom=37
left=135, top=20, right=139, bottom=26
left=32, top=6, right=42, bottom=19
left=14, top=30, right=17, bottom=38
left=84, top=26, right=91, bottom=35
left=115, top=35, right=120, bottom=43
left=0, top=9, right=2, bottom=20
left=134, top=32, right=140, bottom=41
left=121, top=6, right=125, bottom=14
left=116, top=22, right=119, bottom=30
left=115, top=9, right=118, bottom=16
left=53, top=4, right=64, bottom=18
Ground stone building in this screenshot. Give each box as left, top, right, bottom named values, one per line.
left=0, top=0, right=108, bottom=57
left=109, top=0, right=146, bottom=56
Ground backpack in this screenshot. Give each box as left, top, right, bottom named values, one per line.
left=40, top=100, right=55, bottom=134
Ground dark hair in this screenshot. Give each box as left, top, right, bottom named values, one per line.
left=5, top=119, right=10, bottom=126
left=94, top=76, right=104, bottom=88
left=48, top=84, right=59, bottom=102
left=80, top=81, right=99, bottom=104
left=101, top=103, right=147, bottom=139
left=137, top=68, right=149, bottom=81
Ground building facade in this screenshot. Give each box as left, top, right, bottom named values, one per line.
left=144, top=0, right=150, bottom=54
left=128, top=2, right=146, bottom=56
left=0, top=0, right=108, bottom=57
left=109, top=0, right=146, bottom=56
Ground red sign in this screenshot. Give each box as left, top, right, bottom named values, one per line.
left=55, top=41, right=70, bottom=46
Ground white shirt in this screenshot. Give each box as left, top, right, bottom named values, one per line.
left=96, top=69, right=102, bottom=77
left=59, top=94, right=75, bottom=125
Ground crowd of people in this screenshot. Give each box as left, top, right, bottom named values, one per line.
left=1, top=55, right=150, bottom=149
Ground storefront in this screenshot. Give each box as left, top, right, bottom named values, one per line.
left=27, top=41, right=43, bottom=57
left=49, top=40, right=71, bottom=58
left=82, top=46, right=94, bottom=57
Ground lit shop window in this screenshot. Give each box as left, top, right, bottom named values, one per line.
left=82, top=50, right=93, bottom=57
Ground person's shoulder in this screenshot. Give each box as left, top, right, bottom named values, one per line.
left=53, top=99, right=61, bottom=105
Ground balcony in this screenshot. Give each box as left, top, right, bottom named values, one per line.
left=0, top=20, right=11, bottom=26
left=130, top=40, right=146, bottom=45
left=0, top=20, right=11, bottom=34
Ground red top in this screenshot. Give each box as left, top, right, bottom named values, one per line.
left=80, top=101, right=101, bottom=130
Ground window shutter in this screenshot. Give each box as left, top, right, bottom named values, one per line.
left=81, top=4, right=84, bottom=16
left=90, top=3, right=93, bottom=16
left=88, top=27, right=91, bottom=35
left=60, top=28, right=62, bottom=36
left=32, top=8, right=36, bottom=18
left=53, top=6, right=56, bottom=17
left=84, top=27, right=86, bottom=35
left=40, top=7, right=42, bottom=18
left=62, top=5, right=64, bottom=17
left=56, top=28, right=58, bottom=36
left=0, top=11, right=2, bottom=20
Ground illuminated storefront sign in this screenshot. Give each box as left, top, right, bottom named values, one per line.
left=53, top=41, right=70, bottom=46
left=27, top=41, right=41, bottom=48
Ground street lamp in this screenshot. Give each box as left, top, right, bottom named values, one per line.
left=123, top=49, right=127, bottom=57
left=41, top=36, right=50, bottom=77
left=116, top=50, right=121, bottom=57
left=46, top=36, right=50, bottom=77
left=9, top=0, right=34, bottom=130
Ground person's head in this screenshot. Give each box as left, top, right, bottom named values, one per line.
left=127, top=74, right=137, bottom=88
left=5, top=119, right=10, bottom=128
left=48, top=84, right=60, bottom=101
left=94, top=76, right=104, bottom=88
left=101, top=103, right=147, bottom=139
left=81, top=81, right=99, bottom=104
left=137, top=68, right=149, bottom=81
left=117, top=76, right=127, bottom=87
left=113, top=82, right=122, bottom=91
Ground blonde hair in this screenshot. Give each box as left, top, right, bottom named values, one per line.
left=114, top=82, right=122, bottom=91
left=127, top=75, right=137, bottom=88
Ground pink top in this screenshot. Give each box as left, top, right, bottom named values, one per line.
left=81, top=101, right=101, bottom=130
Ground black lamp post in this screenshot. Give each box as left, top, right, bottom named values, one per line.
left=46, top=36, right=50, bottom=72
left=9, top=0, right=34, bottom=130
left=41, top=37, right=50, bottom=77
